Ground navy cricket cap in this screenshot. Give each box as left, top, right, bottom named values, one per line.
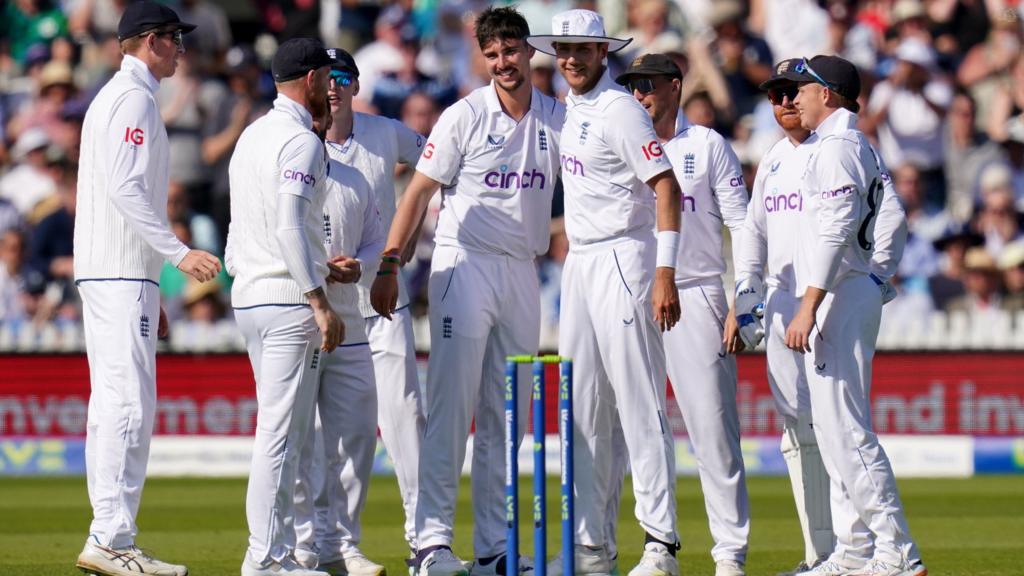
left=759, top=58, right=804, bottom=90
left=325, top=47, right=359, bottom=77
left=614, top=53, right=682, bottom=85
left=781, top=55, right=861, bottom=110
left=272, top=38, right=334, bottom=83
left=117, top=1, right=196, bottom=41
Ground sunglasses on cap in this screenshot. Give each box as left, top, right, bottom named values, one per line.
left=329, top=70, right=355, bottom=86
left=155, top=29, right=183, bottom=47
left=794, top=57, right=835, bottom=90
left=767, top=84, right=798, bottom=105
left=626, top=78, right=658, bottom=95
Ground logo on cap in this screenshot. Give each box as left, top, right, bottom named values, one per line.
left=776, top=60, right=790, bottom=74
left=561, top=20, right=570, bottom=34
left=327, top=48, right=337, bottom=59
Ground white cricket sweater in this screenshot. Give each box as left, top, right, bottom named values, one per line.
left=74, top=55, right=189, bottom=283
left=226, top=95, right=329, bottom=307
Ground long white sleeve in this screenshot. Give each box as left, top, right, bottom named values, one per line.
left=276, top=193, right=323, bottom=295
left=808, top=138, right=864, bottom=291
left=869, top=156, right=907, bottom=281
left=356, top=191, right=386, bottom=287
left=736, top=157, right=769, bottom=286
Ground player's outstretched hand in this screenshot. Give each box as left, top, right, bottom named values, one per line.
left=370, top=273, right=399, bottom=320
left=652, top=267, right=680, bottom=332
left=785, top=309, right=815, bottom=354
left=723, top=306, right=745, bottom=354
left=327, top=256, right=361, bottom=284
left=178, top=249, right=221, bottom=282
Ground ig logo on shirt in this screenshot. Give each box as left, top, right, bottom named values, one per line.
left=641, top=140, right=663, bottom=161
left=124, top=127, right=145, bottom=147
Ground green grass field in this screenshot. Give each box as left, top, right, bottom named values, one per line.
left=1, top=475, right=1022, bottom=575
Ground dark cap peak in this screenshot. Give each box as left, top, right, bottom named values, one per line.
left=117, top=1, right=196, bottom=41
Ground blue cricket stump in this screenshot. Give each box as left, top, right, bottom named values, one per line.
left=505, top=355, right=574, bottom=576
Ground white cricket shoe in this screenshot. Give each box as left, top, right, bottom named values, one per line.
left=319, top=552, right=387, bottom=576
left=715, top=559, right=746, bottom=576
left=419, top=548, right=469, bottom=576
left=241, top=555, right=331, bottom=576
left=468, top=554, right=533, bottom=576
left=795, top=559, right=861, bottom=576
left=626, top=543, right=678, bottom=576
left=545, top=546, right=611, bottom=576
left=847, top=559, right=927, bottom=576
left=76, top=538, right=188, bottom=576
left=777, top=562, right=812, bottom=576
left=294, top=547, right=320, bottom=570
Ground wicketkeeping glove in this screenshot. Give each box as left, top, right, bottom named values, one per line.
left=735, top=277, right=766, bottom=349
left=870, top=273, right=898, bottom=305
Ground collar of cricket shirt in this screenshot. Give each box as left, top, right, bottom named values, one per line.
left=672, top=110, right=691, bottom=139
left=566, top=68, right=618, bottom=107
left=814, top=106, right=857, bottom=139
left=272, top=93, right=313, bottom=130
left=121, top=54, right=161, bottom=94
left=483, top=81, right=543, bottom=120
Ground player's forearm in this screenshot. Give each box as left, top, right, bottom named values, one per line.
left=384, top=171, right=439, bottom=256
left=798, top=286, right=827, bottom=318
left=109, top=182, right=190, bottom=265
left=651, top=171, right=681, bottom=233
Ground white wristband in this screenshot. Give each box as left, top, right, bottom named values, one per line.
left=656, top=230, right=680, bottom=269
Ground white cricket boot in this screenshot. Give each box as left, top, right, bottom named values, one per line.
left=468, top=553, right=533, bottom=576
left=715, top=559, right=746, bottom=576
left=318, top=551, right=387, bottom=576
left=76, top=537, right=188, bottom=576
left=847, top=559, right=927, bottom=576
left=419, top=548, right=469, bottom=576
left=626, top=543, right=678, bottom=576
left=241, top=555, right=331, bottom=576
left=795, top=559, right=863, bottom=576
left=545, top=546, right=611, bottom=576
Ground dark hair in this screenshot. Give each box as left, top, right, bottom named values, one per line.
left=475, top=6, right=530, bottom=49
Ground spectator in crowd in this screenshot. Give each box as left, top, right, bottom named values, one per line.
left=999, top=240, right=1024, bottom=316
left=928, top=0, right=992, bottom=59
left=27, top=156, right=74, bottom=285
left=946, top=247, right=1004, bottom=317
left=0, top=197, right=22, bottom=237
left=708, top=0, right=772, bottom=133
left=167, top=179, right=219, bottom=254
left=175, top=0, right=232, bottom=74
left=619, top=0, right=683, bottom=63
left=68, top=0, right=128, bottom=39
left=1, top=0, right=69, bottom=64
left=354, top=5, right=410, bottom=106
left=896, top=163, right=951, bottom=242
left=0, top=229, right=29, bottom=322
left=7, top=60, right=78, bottom=147
left=683, top=90, right=718, bottom=130
left=0, top=129, right=57, bottom=217
left=957, top=8, right=1021, bottom=132
left=180, top=277, right=228, bottom=325
left=371, top=26, right=457, bottom=119
left=888, top=0, right=932, bottom=45
left=530, top=52, right=557, bottom=97
left=1003, top=116, right=1024, bottom=201
left=945, top=88, right=1007, bottom=223
left=200, top=44, right=273, bottom=243
left=976, top=166, right=1023, bottom=257
left=929, top=224, right=981, bottom=310
left=986, top=54, right=1024, bottom=143
left=864, top=37, right=952, bottom=206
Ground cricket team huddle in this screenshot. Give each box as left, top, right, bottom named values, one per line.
left=72, top=3, right=925, bottom=576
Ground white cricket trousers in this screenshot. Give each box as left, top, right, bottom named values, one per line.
left=415, top=245, right=539, bottom=557
left=367, top=307, right=424, bottom=550
left=765, top=286, right=837, bottom=564
left=294, top=343, right=377, bottom=564
left=663, top=280, right=749, bottom=563
left=804, top=275, right=921, bottom=567
left=236, top=305, right=323, bottom=566
left=80, top=280, right=159, bottom=549
left=559, top=234, right=678, bottom=547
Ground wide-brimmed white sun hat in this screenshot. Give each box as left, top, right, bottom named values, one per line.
left=526, top=9, right=631, bottom=56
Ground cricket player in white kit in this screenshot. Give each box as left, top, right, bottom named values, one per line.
left=781, top=55, right=925, bottom=576
left=226, top=37, right=343, bottom=576
left=527, top=11, right=683, bottom=576
left=614, top=54, right=751, bottom=576
left=735, top=58, right=908, bottom=576
left=73, top=3, right=221, bottom=575
left=319, top=48, right=426, bottom=560
left=371, top=8, right=565, bottom=576
left=293, top=100, right=387, bottom=576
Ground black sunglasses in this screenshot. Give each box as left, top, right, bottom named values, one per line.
left=154, top=29, right=183, bottom=47
left=767, top=84, right=798, bottom=105
left=627, top=78, right=657, bottom=95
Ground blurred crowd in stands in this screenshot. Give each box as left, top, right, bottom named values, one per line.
left=3, top=0, right=1024, bottom=351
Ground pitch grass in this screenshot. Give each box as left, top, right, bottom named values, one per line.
left=1, top=476, right=1022, bottom=575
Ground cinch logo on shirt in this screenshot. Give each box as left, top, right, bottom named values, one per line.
left=729, top=175, right=745, bottom=188
left=641, top=140, right=663, bottom=161
left=765, top=190, right=802, bottom=212
left=484, top=165, right=546, bottom=190
left=124, top=127, right=144, bottom=145
left=423, top=142, right=436, bottom=159
left=561, top=153, right=585, bottom=177
left=681, top=192, right=696, bottom=212
left=821, top=185, right=856, bottom=199
left=283, top=169, right=316, bottom=185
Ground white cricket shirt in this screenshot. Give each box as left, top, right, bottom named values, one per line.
left=661, top=114, right=748, bottom=285
left=560, top=70, right=672, bottom=247
left=326, top=113, right=422, bottom=314
left=74, top=55, right=190, bottom=283
left=226, top=94, right=329, bottom=308
left=794, top=108, right=883, bottom=295
left=322, top=157, right=385, bottom=343
left=416, top=82, right=566, bottom=260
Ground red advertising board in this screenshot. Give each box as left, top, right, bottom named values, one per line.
left=1, top=353, right=1022, bottom=437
